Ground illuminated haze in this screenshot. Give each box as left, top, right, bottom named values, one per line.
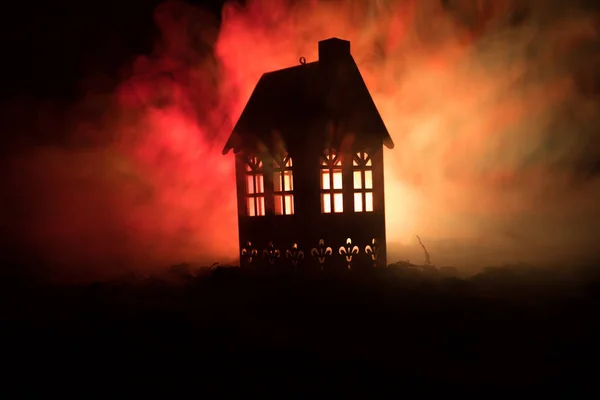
left=2, top=0, right=599, bottom=280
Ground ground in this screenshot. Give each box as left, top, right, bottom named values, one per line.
left=2, top=264, right=600, bottom=391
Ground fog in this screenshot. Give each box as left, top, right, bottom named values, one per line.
left=1, top=0, right=599, bottom=280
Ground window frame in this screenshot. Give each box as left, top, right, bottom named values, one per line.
left=352, top=151, right=374, bottom=213
left=273, top=152, right=294, bottom=215
left=320, top=149, right=344, bottom=213
left=244, top=156, right=265, bottom=217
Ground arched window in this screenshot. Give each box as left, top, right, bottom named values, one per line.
left=353, top=151, right=373, bottom=212
left=273, top=153, right=294, bottom=215
left=320, top=149, right=343, bottom=213
left=245, top=156, right=265, bottom=216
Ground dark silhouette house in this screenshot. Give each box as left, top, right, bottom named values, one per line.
left=222, top=37, right=394, bottom=270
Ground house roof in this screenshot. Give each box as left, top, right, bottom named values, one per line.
left=222, top=38, right=395, bottom=155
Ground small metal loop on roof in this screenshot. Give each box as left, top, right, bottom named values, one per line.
left=299, top=56, right=306, bottom=65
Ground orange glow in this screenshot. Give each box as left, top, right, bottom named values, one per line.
left=321, top=192, right=343, bottom=213
left=322, top=193, right=331, bottom=213
left=246, top=175, right=255, bottom=194
left=246, top=156, right=265, bottom=217
left=354, top=152, right=372, bottom=167
left=274, top=154, right=293, bottom=214
left=322, top=171, right=330, bottom=190
left=275, top=194, right=294, bottom=215
left=256, top=175, right=264, bottom=193
left=285, top=195, right=294, bottom=214
left=333, top=193, right=344, bottom=213
left=246, top=174, right=264, bottom=195
left=257, top=197, right=265, bottom=215
left=273, top=171, right=293, bottom=191
left=247, top=198, right=255, bottom=216
left=353, top=171, right=362, bottom=189
left=274, top=195, right=283, bottom=214
left=353, top=151, right=373, bottom=213
left=321, top=149, right=343, bottom=214
left=247, top=196, right=265, bottom=216
left=322, top=154, right=342, bottom=166
left=364, top=171, right=373, bottom=189
left=283, top=171, right=293, bottom=191
left=333, top=171, right=343, bottom=189
left=365, top=192, right=373, bottom=212
left=6, top=0, right=600, bottom=280
left=354, top=193, right=363, bottom=212
left=247, top=195, right=266, bottom=216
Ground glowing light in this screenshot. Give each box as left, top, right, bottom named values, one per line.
left=322, top=192, right=344, bottom=213
left=246, top=175, right=254, bottom=194
left=354, top=193, right=363, bottom=212
left=322, top=172, right=330, bottom=190
left=365, top=192, right=373, bottom=212
left=247, top=196, right=266, bottom=216
left=334, top=193, right=344, bottom=213
left=353, top=152, right=374, bottom=213
left=256, top=175, right=264, bottom=193
left=283, top=171, right=293, bottom=191
left=321, top=150, right=343, bottom=214
left=333, top=171, right=343, bottom=189
left=274, top=194, right=294, bottom=215
left=364, top=171, right=373, bottom=189
left=353, top=171, right=362, bottom=189
left=247, top=198, right=255, bottom=217
left=284, top=195, right=294, bottom=214
left=257, top=197, right=265, bottom=216
left=322, top=193, right=331, bottom=213
left=274, top=154, right=294, bottom=215
left=246, top=157, right=265, bottom=217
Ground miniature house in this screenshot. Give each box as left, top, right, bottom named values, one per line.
left=222, top=37, right=394, bottom=270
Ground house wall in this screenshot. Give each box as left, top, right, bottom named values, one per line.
left=235, top=141, right=388, bottom=270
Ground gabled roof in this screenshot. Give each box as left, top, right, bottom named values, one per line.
left=222, top=38, right=394, bottom=155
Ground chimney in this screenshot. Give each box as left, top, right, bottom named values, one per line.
left=318, top=37, right=351, bottom=63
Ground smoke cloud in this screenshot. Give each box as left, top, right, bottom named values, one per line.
left=2, top=0, right=599, bottom=280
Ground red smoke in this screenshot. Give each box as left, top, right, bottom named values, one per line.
left=2, top=0, right=599, bottom=281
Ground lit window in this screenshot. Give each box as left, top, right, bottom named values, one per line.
left=353, top=151, right=374, bottom=212
left=321, top=149, right=343, bottom=213
left=245, top=156, right=265, bottom=216
left=273, top=152, right=294, bottom=215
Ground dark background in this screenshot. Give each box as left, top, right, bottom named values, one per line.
left=1, top=0, right=231, bottom=102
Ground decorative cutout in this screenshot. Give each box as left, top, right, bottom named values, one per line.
left=365, top=238, right=380, bottom=268
left=262, top=241, right=281, bottom=265
left=310, top=239, right=333, bottom=271
left=241, top=241, right=258, bottom=266
left=273, top=152, right=294, bottom=215
left=352, top=151, right=374, bottom=212
left=352, top=151, right=372, bottom=167
left=339, top=238, right=360, bottom=270
left=286, top=243, right=305, bottom=267
left=320, top=149, right=343, bottom=213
